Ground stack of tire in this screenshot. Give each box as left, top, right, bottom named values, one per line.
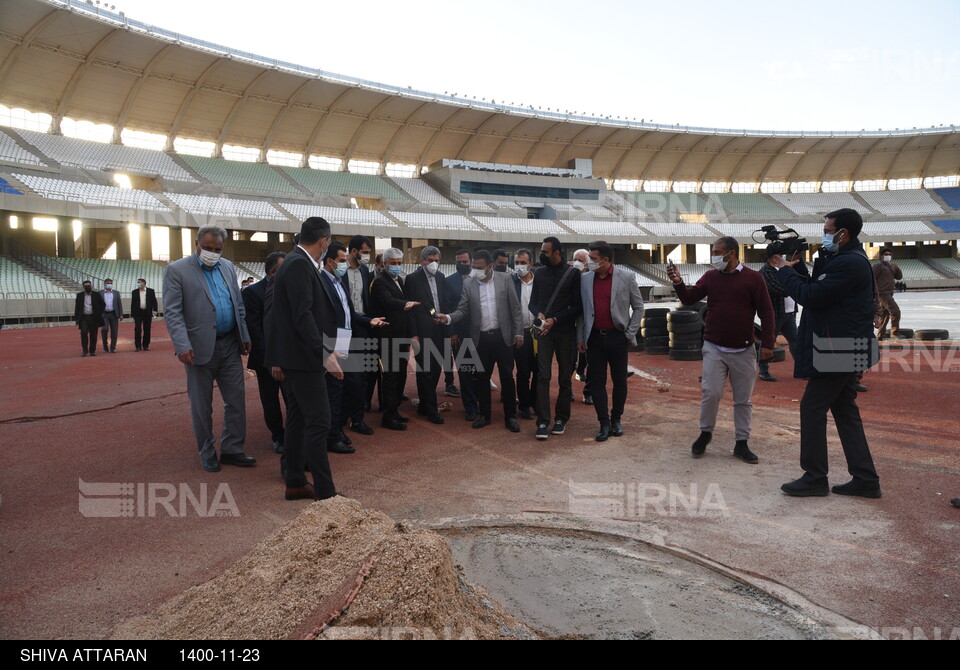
left=641, top=308, right=670, bottom=355
left=668, top=307, right=704, bottom=361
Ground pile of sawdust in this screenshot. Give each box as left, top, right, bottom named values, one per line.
left=112, top=497, right=538, bottom=640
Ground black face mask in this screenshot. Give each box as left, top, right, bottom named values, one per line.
left=456, top=263, right=472, bottom=276
left=84, top=286, right=92, bottom=294
left=540, top=253, right=552, bottom=267
left=495, top=265, right=507, bottom=273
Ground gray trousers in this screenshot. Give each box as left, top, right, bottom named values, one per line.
left=700, top=340, right=757, bottom=441
left=101, top=313, right=119, bottom=350
left=184, top=332, right=246, bottom=461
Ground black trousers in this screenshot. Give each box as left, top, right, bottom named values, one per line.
left=380, top=338, right=410, bottom=420
left=281, top=369, right=336, bottom=498
left=78, top=315, right=99, bottom=353
left=133, top=314, right=152, bottom=349
left=515, top=329, right=538, bottom=413
left=535, top=328, right=575, bottom=424
left=799, top=374, right=879, bottom=484
left=454, top=338, right=479, bottom=416
left=254, top=366, right=286, bottom=443
left=415, top=330, right=446, bottom=417
left=473, top=331, right=518, bottom=420
left=586, top=329, right=629, bottom=423
left=325, top=372, right=344, bottom=444
left=576, top=349, right=591, bottom=398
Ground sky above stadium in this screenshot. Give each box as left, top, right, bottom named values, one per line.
left=113, top=0, right=959, bottom=132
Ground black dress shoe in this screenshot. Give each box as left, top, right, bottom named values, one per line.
left=285, top=483, right=315, bottom=500
left=758, top=372, right=777, bottom=382
left=596, top=424, right=610, bottom=442
left=854, top=383, right=868, bottom=392
left=272, top=440, right=284, bottom=454
left=396, top=414, right=410, bottom=423
left=464, top=411, right=477, bottom=422
left=381, top=419, right=407, bottom=431
left=201, top=454, right=220, bottom=472
left=221, top=453, right=257, bottom=467
left=350, top=421, right=375, bottom=436
left=143, top=347, right=150, bottom=351
left=338, top=430, right=353, bottom=446
left=135, top=347, right=142, bottom=352
left=327, top=441, right=356, bottom=454
left=831, top=479, right=882, bottom=499
left=781, top=477, right=829, bottom=497
left=691, top=431, right=711, bottom=458
left=610, top=421, right=624, bottom=437
left=472, top=416, right=491, bottom=429
left=733, top=440, right=759, bottom=464
left=426, top=414, right=444, bottom=425
left=505, top=417, right=521, bottom=433
left=583, top=394, right=594, bottom=406
left=401, top=393, right=410, bottom=401
left=519, top=409, right=534, bottom=420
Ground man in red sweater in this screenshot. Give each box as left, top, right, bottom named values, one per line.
left=667, top=237, right=775, bottom=464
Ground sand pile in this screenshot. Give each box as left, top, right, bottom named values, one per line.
left=112, top=497, right=538, bottom=640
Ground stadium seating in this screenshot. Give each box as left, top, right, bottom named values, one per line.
left=0, top=257, right=68, bottom=295
left=710, top=223, right=774, bottom=240
left=636, top=222, right=714, bottom=237
left=705, top=193, right=793, bottom=219
left=180, top=155, right=299, bottom=195
left=391, top=177, right=456, bottom=207
left=17, top=129, right=196, bottom=182
left=278, top=203, right=398, bottom=229
left=935, top=188, right=960, bottom=210
left=861, top=221, right=935, bottom=237
left=472, top=216, right=564, bottom=235
left=57, top=259, right=166, bottom=295
left=571, top=204, right=617, bottom=219
left=0, top=131, right=45, bottom=167
left=858, top=190, right=945, bottom=216
left=884, top=259, right=945, bottom=281
left=15, top=173, right=170, bottom=211
left=620, top=192, right=707, bottom=216
left=233, top=262, right=265, bottom=283
left=560, top=220, right=643, bottom=237
left=283, top=166, right=408, bottom=201
left=929, top=256, right=960, bottom=276
left=770, top=192, right=863, bottom=216
left=931, top=220, right=960, bottom=234
left=165, top=193, right=287, bottom=220
left=389, top=211, right=480, bottom=232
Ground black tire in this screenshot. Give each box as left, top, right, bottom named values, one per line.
left=669, top=331, right=703, bottom=344
left=645, top=336, right=669, bottom=347
left=772, top=347, right=786, bottom=363
left=915, top=329, right=950, bottom=341
left=668, top=321, right=702, bottom=334
left=669, top=349, right=703, bottom=361
left=641, top=327, right=668, bottom=338
left=641, top=316, right=667, bottom=327
left=669, top=340, right=703, bottom=351
left=645, top=308, right=670, bottom=317
left=646, top=346, right=669, bottom=355
left=667, top=310, right=700, bottom=324
left=894, top=328, right=915, bottom=339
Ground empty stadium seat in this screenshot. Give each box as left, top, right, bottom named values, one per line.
left=934, top=188, right=960, bottom=210
left=858, top=190, right=945, bottom=216
left=389, top=211, right=479, bottom=232
left=0, top=131, right=45, bottom=167
left=279, top=203, right=397, bottom=228
left=770, top=192, right=864, bottom=216
left=180, top=155, right=299, bottom=195
left=165, top=193, right=287, bottom=220
left=15, top=173, right=170, bottom=211
left=283, top=166, right=408, bottom=201
left=472, top=216, right=564, bottom=235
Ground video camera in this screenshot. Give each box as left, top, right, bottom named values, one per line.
left=753, top=225, right=808, bottom=257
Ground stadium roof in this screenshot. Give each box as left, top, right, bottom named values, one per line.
left=2, top=0, right=958, bottom=184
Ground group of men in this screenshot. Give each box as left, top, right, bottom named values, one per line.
left=73, top=277, right=158, bottom=355
left=161, top=207, right=884, bottom=503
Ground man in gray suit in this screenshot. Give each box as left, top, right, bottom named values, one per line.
left=577, top=241, right=644, bottom=442
left=99, top=278, right=123, bottom=353
left=163, top=225, right=255, bottom=473
left=438, top=249, right=524, bottom=432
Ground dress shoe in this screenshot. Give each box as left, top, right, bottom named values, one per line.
left=854, top=383, right=868, bottom=392
left=110, top=347, right=116, bottom=353
left=583, top=394, right=594, bottom=406
left=349, top=421, right=374, bottom=436
left=733, top=440, right=759, bottom=464
left=327, top=441, right=356, bottom=455
left=758, top=372, right=777, bottom=382
left=401, top=393, right=410, bottom=401
left=445, top=384, right=461, bottom=397
left=426, top=414, right=444, bottom=425
left=781, top=477, right=829, bottom=497
left=626, top=370, right=635, bottom=378
left=143, top=346, right=150, bottom=351
left=596, top=423, right=610, bottom=442
left=610, top=421, right=624, bottom=437
left=472, top=416, right=491, bottom=429
left=201, top=454, right=220, bottom=472
left=396, top=414, right=410, bottom=423
left=831, top=479, right=882, bottom=499
left=381, top=418, right=407, bottom=431
left=951, top=498, right=960, bottom=509
left=504, top=417, right=521, bottom=433
left=221, top=453, right=257, bottom=467
left=338, top=430, right=353, bottom=446
left=89, top=352, right=96, bottom=357
left=464, top=411, right=477, bottom=422
left=691, top=431, right=711, bottom=458
left=285, top=483, right=315, bottom=500
left=272, top=440, right=284, bottom=454
left=519, top=409, right=534, bottom=420
left=82, top=352, right=88, bottom=357
left=135, top=347, right=142, bottom=352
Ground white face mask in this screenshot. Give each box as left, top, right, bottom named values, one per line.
left=572, top=260, right=585, bottom=271
left=104, top=284, right=112, bottom=290
left=711, top=253, right=731, bottom=271
left=587, top=261, right=600, bottom=273
left=359, top=253, right=370, bottom=265
left=882, top=256, right=892, bottom=263
left=515, top=264, right=530, bottom=278
left=425, top=261, right=439, bottom=276
left=199, top=249, right=221, bottom=268
left=473, top=268, right=488, bottom=281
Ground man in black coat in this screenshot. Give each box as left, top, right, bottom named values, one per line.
left=403, top=246, right=450, bottom=424
left=130, top=278, right=159, bottom=352
left=369, top=248, right=419, bottom=430
left=264, top=218, right=340, bottom=501
left=342, top=235, right=377, bottom=434
left=74, top=280, right=105, bottom=357
left=243, top=252, right=286, bottom=453
left=774, top=208, right=881, bottom=499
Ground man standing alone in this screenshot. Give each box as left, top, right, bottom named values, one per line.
left=131, top=278, right=158, bottom=352
left=873, top=248, right=903, bottom=340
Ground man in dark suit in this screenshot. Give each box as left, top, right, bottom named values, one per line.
left=130, top=278, right=159, bottom=352
left=404, top=246, right=449, bottom=424
left=243, top=252, right=287, bottom=453
left=320, top=241, right=388, bottom=454
left=264, top=217, right=339, bottom=501
left=74, top=280, right=105, bottom=357
left=512, top=249, right=538, bottom=420
left=445, top=249, right=479, bottom=421
left=342, top=235, right=376, bottom=435
left=99, top=278, right=123, bottom=353
left=369, top=248, right=420, bottom=430
left=438, top=250, right=524, bottom=432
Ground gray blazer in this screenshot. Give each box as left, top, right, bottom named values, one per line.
left=447, top=271, right=522, bottom=347
left=577, top=267, right=644, bottom=346
left=99, top=288, right=123, bottom=317
left=162, top=254, right=250, bottom=366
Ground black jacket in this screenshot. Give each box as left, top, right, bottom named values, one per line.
left=74, top=290, right=105, bottom=325
left=369, top=274, right=413, bottom=340
left=403, top=268, right=449, bottom=340
left=129, top=287, right=158, bottom=318
left=529, top=261, right=582, bottom=333
left=778, top=242, right=878, bottom=378
left=242, top=277, right=270, bottom=371
left=265, top=246, right=333, bottom=371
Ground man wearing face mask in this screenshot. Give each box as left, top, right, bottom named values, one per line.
left=130, top=278, right=158, bottom=352
left=446, top=249, right=479, bottom=421
left=493, top=249, right=513, bottom=275
left=570, top=248, right=593, bottom=406
left=437, top=250, right=524, bottom=432
left=99, top=278, right=123, bottom=353
left=343, top=235, right=377, bottom=434
left=772, top=209, right=881, bottom=498
left=74, top=280, right=105, bottom=357
left=512, top=249, right=538, bottom=420
left=872, top=248, right=903, bottom=340
left=163, top=224, right=254, bottom=473
left=404, top=246, right=450, bottom=425
left=667, top=237, right=775, bottom=464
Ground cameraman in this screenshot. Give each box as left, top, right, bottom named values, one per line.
left=773, top=209, right=881, bottom=499
left=757, top=247, right=804, bottom=382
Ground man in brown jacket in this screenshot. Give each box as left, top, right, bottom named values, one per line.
left=872, top=248, right=903, bottom=340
